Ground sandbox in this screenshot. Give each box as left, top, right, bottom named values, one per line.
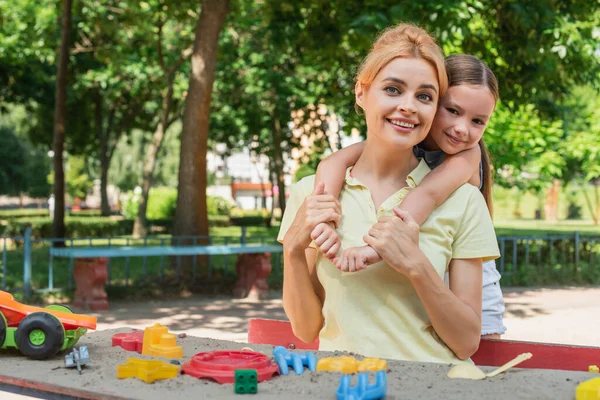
left=0, top=328, right=594, bottom=399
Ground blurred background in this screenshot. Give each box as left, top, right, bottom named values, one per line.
left=1, top=0, right=599, bottom=297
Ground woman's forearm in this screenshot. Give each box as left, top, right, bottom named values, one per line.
left=407, top=254, right=481, bottom=360
left=282, top=248, right=324, bottom=343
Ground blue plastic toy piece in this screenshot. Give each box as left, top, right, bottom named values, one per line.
left=335, top=370, right=387, bottom=400
left=272, top=346, right=317, bottom=375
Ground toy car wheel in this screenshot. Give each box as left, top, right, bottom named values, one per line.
left=15, top=312, right=65, bottom=359
left=0, top=312, right=6, bottom=347
left=45, top=304, right=73, bottom=313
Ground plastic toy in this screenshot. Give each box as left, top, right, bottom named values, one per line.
left=273, top=345, right=317, bottom=375
left=317, top=356, right=387, bottom=374
left=336, top=370, right=387, bottom=400
left=181, top=350, right=278, bottom=384
left=65, top=346, right=90, bottom=374
left=234, top=369, right=258, bottom=394
left=317, top=356, right=359, bottom=374
left=576, top=377, right=600, bottom=400
left=0, top=290, right=97, bottom=359
left=589, top=365, right=599, bottom=373
left=113, top=325, right=183, bottom=358
left=141, top=323, right=183, bottom=359
left=116, top=357, right=179, bottom=384
left=112, top=330, right=144, bottom=353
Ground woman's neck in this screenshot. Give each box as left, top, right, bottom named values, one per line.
left=351, top=139, right=419, bottom=208
left=420, top=134, right=440, bottom=151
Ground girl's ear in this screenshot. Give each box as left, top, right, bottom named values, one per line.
left=355, top=81, right=365, bottom=110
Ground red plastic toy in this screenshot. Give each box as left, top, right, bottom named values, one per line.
left=181, top=350, right=279, bottom=384
left=112, top=331, right=144, bottom=353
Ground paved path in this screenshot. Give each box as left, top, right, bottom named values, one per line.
left=90, top=287, right=600, bottom=346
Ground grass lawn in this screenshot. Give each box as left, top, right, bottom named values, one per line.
left=494, top=219, right=600, bottom=237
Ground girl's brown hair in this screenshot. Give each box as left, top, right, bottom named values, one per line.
left=356, top=23, right=448, bottom=97
left=446, top=54, right=499, bottom=217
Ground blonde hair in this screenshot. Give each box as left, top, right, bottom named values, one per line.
left=356, top=23, right=448, bottom=96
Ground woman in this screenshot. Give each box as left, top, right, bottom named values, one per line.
left=278, top=23, right=499, bottom=363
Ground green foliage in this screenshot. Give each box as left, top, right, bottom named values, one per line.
left=64, top=157, right=94, bottom=200
left=2, top=217, right=133, bottom=238
left=294, top=165, right=315, bottom=183
left=207, top=195, right=234, bottom=216
left=0, top=126, right=26, bottom=196
left=146, top=187, right=177, bottom=220
left=121, top=190, right=141, bottom=220
left=0, top=209, right=49, bottom=219
left=229, top=208, right=269, bottom=226
left=122, top=187, right=178, bottom=220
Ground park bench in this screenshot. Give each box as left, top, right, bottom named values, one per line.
left=49, top=243, right=283, bottom=309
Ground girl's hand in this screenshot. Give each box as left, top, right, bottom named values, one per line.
left=311, top=222, right=341, bottom=260
left=283, top=182, right=342, bottom=252
left=362, top=208, right=422, bottom=276
left=334, top=245, right=381, bottom=272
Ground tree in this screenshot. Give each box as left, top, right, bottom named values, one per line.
left=52, top=0, right=73, bottom=241
left=173, top=0, right=229, bottom=241
left=0, top=126, right=26, bottom=196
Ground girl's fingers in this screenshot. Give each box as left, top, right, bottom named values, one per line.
left=348, top=255, right=356, bottom=272
left=314, top=231, right=329, bottom=246
left=326, top=241, right=341, bottom=259
left=320, top=236, right=335, bottom=253
left=310, top=223, right=326, bottom=240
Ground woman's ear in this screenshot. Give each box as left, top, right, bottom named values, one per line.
left=355, top=81, right=365, bottom=110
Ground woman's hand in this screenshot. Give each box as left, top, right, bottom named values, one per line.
left=283, top=182, right=342, bottom=253
left=363, top=208, right=423, bottom=276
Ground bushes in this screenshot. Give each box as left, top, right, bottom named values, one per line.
left=2, top=217, right=133, bottom=238
left=229, top=208, right=269, bottom=226
left=207, top=195, right=234, bottom=216
left=121, top=187, right=178, bottom=220
left=0, top=209, right=49, bottom=219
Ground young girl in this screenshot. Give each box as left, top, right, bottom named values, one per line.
left=311, top=54, right=506, bottom=338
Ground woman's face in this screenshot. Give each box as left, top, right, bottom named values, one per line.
left=428, top=84, right=496, bottom=155
left=355, top=57, right=439, bottom=150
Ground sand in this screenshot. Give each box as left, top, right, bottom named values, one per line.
left=0, top=328, right=594, bottom=399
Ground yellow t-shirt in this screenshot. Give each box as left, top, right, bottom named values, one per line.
left=277, top=159, right=500, bottom=364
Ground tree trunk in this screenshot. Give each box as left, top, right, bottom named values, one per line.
left=133, top=82, right=174, bottom=237
left=52, top=0, right=72, bottom=242
left=272, top=118, right=287, bottom=215
left=94, top=92, right=112, bottom=217
left=544, top=179, right=560, bottom=223
left=174, top=0, right=229, bottom=243
left=595, top=184, right=599, bottom=225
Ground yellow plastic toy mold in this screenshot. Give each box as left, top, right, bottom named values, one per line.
left=316, top=356, right=387, bottom=374
left=589, top=365, right=599, bottom=373
left=576, top=377, right=600, bottom=400
left=317, top=356, right=359, bottom=373
left=141, top=323, right=184, bottom=359
left=358, top=357, right=387, bottom=372
left=116, top=358, right=179, bottom=383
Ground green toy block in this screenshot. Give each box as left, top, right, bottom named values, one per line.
left=234, top=369, right=258, bottom=394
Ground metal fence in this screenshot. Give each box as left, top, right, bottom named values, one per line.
left=1, top=228, right=600, bottom=298
left=1, top=227, right=282, bottom=299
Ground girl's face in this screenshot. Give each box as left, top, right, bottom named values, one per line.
left=428, top=84, right=496, bottom=155
left=355, top=57, right=439, bottom=150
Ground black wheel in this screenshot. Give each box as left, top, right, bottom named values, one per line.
left=15, top=312, right=65, bottom=359
left=0, top=312, right=6, bottom=347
